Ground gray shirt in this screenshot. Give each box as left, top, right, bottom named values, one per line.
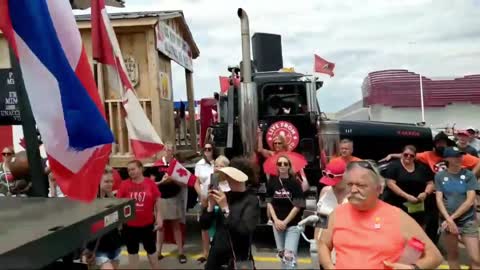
left=434, top=169, right=477, bottom=225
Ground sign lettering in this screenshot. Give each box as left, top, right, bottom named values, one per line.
left=0, top=69, right=21, bottom=125
left=156, top=20, right=193, bottom=71
left=266, top=121, right=300, bottom=151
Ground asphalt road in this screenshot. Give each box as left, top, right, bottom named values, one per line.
left=116, top=211, right=474, bottom=269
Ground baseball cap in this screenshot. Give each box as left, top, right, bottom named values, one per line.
left=443, top=147, right=466, bottom=158
left=433, top=131, right=455, bottom=146
left=455, top=130, right=470, bottom=137
left=320, top=159, right=346, bottom=186
left=466, top=126, right=477, bottom=134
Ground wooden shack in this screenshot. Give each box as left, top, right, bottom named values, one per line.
left=0, top=11, right=200, bottom=167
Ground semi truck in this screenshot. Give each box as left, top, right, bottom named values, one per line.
left=208, top=9, right=434, bottom=224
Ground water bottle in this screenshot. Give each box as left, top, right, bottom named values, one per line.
left=397, top=237, right=425, bottom=264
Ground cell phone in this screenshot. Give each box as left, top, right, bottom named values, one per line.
left=209, top=173, right=219, bottom=190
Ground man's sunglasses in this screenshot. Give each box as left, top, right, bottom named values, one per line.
left=347, top=160, right=377, bottom=175
left=2, top=152, right=13, bottom=157
left=322, top=170, right=343, bottom=179
left=277, top=162, right=290, bottom=167
left=402, top=153, right=415, bottom=158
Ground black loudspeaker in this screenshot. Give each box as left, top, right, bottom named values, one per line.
left=252, top=33, right=283, bottom=72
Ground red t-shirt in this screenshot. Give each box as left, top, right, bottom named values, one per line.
left=117, top=178, right=161, bottom=227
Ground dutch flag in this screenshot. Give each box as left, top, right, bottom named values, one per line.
left=0, top=0, right=115, bottom=202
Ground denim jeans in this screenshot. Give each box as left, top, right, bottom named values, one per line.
left=273, top=225, right=301, bottom=269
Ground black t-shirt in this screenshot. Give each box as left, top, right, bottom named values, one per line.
left=266, top=176, right=305, bottom=227
left=383, top=160, right=434, bottom=208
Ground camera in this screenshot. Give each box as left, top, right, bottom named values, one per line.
left=209, top=173, right=220, bottom=190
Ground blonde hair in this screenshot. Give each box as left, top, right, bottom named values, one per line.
left=272, top=135, right=289, bottom=151
left=215, top=155, right=230, bottom=167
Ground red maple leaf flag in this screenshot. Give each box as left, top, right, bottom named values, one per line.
left=166, top=159, right=196, bottom=187
left=314, top=54, right=335, bottom=77
left=91, top=0, right=164, bottom=159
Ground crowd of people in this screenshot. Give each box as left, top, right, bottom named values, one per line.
left=1, top=126, right=480, bottom=269
left=317, top=130, right=480, bottom=270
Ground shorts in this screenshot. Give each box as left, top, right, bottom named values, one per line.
left=160, top=196, right=185, bottom=221
left=122, top=224, right=157, bottom=255
left=445, top=220, right=479, bottom=236
left=95, top=248, right=121, bottom=266
left=458, top=220, right=479, bottom=236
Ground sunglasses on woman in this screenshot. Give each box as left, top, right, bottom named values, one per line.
left=2, top=152, right=12, bottom=157
left=277, top=161, right=290, bottom=167
left=402, top=153, right=415, bottom=158
left=322, top=170, right=343, bottom=179
left=273, top=142, right=282, bottom=145
left=204, top=147, right=212, bottom=152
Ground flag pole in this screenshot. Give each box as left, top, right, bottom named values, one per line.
left=8, top=46, right=48, bottom=197
left=419, top=73, right=425, bottom=124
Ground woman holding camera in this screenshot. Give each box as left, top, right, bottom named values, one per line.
left=200, top=157, right=259, bottom=270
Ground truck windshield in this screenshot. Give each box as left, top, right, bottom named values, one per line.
left=260, top=83, right=307, bottom=117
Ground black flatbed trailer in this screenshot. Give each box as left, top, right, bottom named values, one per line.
left=0, top=197, right=135, bottom=270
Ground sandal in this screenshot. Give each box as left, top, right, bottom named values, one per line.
left=197, top=256, right=207, bottom=263
left=157, top=254, right=165, bottom=261
left=178, top=254, right=187, bottom=264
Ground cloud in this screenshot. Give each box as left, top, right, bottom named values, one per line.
left=82, top=0, right=480, bottom=112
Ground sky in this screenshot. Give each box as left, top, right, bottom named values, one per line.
left=82, top=0, right=480, bottom=113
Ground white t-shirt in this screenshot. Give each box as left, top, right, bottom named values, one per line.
left=194, top=158, right=214, bottom=198
left=316, top=187, right=348, bottom=264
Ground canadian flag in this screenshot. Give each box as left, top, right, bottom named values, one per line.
left=91, top=0, right=164, bottom=159
left=314, top=54, right=335, bottom=77
left=166, top=159, right=196, bottom=187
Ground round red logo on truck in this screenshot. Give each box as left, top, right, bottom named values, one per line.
left=266, top=121, right=300, bottom=151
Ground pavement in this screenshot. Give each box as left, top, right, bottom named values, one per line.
left=116, top=209, right=474, bottom=269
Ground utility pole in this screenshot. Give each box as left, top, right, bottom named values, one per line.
left=8, top=46, right=47, bottom=197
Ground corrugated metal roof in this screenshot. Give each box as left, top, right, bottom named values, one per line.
left=362, top=69, right=480, bottom=108
left=75, top=11, right=200, bottom=59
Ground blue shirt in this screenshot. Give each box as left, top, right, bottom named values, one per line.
left=434, top=169, right=477, bottom=224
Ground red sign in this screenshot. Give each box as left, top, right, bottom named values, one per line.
left=397, top=130, right=421, bottom=137
left=266, top=121, right=300, bottom=151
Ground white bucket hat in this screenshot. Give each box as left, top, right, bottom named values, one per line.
left=218, top=167, right=248, bottom=182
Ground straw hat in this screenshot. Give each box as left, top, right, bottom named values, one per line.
left=218, top=167, right=248, bottom=182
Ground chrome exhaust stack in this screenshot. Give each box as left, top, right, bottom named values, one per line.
left=237, top=8, right=258, bottom=156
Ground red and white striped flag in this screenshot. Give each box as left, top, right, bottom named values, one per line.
left=91, top=0, right=164, bottom=159
left=166, top=159, right=196, bottom=187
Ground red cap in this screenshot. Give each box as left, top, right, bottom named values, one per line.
left=455, top=130, right=470, bottom=137
left=407, top=237, right=425, bottom=253
left=320, top=158, right=347, bottom=186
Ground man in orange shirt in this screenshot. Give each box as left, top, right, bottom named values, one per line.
left=330, top=139, right=362, bottom=164
left=318, top=161, right=443, bottom=269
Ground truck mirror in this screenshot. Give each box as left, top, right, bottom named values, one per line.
left=315, top=81, right=323, bottom=90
